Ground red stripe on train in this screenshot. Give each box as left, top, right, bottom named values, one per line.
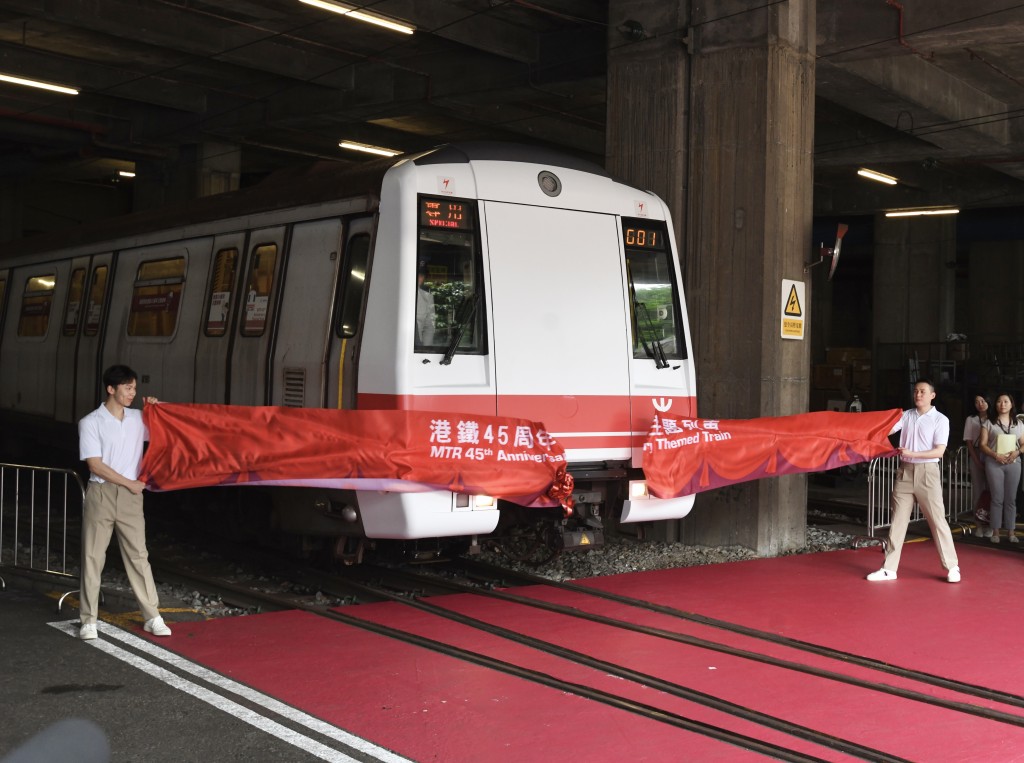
left=356, top=393, right=697, bottom=439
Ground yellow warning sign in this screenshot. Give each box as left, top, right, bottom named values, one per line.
left=785, top=285, right=802, bottom=317
left=580, top=533, right=590, bottom=545
left=780, top=279, right=805, bottom=340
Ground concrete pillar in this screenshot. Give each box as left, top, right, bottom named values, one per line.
left=607, top=0, right=816, bottom=554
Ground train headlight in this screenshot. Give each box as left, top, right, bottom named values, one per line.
left=473, top=495, right=495, bottom=509
left=629, top=480, right=650, bottom=499
left=537, top=170, right=562, bottom=197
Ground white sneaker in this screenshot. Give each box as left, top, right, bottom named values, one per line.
left=79, top=622, right=97, bottom=640
left=947, top=566, right=961, bottom=583
left=144, top=615, right=172, bottom=637
left=866, top=568, right=897, bottom=581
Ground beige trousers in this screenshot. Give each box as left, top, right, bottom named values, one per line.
left=80, top=481, right=160, bottom=624
left=883, top=462, right=959, bottom=572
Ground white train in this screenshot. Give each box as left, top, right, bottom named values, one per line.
left=0, top=143, right=696, bottom=560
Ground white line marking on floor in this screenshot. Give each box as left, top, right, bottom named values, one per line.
left=50, top=620, right=413, bottom=763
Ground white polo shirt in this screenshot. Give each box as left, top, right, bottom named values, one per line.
left=78, top=404, right=149, bottom=482
left=892, top=406, right=949, bottom=463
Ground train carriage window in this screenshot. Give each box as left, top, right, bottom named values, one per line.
left=18, top=274, right=56, bottom=338
left=415, top=196, right=486, bottom=355
left=62, top=267, right=87, bottom=336
left=622, top=219, right=686, bottom=361
left=128, top=257, right=185, bottom=337
left=241, top=244, right=277, bottom=337
left=337, top=235, right=369, bottom=339
left=83, top=265, right=108, bottom=336
left=205, top=247, right=239, bottom=337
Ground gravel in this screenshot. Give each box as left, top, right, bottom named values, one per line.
left=475, top=524, right=868, bottom=582
left=42, top=521, right=870, bottom=619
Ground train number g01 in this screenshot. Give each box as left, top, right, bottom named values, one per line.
left=623, top=227, right=662, bottom=250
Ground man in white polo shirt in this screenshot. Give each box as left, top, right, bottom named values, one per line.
left=867, top=379, right=960, bottom=583
left=78, top=365, right=172, bottom=640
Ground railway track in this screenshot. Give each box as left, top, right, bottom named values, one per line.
left=148, top=553, right=879, bottom=762
left=143, top=546, right=1024, bottom=762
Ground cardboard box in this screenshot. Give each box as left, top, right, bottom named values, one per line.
left=813, top=364, right=850, bottom=390
left=826, top=347, right=871, bottom=365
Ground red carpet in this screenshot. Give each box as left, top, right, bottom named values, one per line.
left=163, top=542, right=1024, bottom=762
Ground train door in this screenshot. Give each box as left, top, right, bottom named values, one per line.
left=73, top=254, right=114, bottom=419
left=483, top=202, right=632, bottom=458
left=325, top=218, right=373, bottom=409
left=0, top=262, right=67, bottom=417
left=54, top=256, right=91, bottom=422
left=228, top=226, right=286, bottom=405
left=270, top=218, right=344, bottom=407
left=102, top=241, right=210, bottom=404
left=194, top=233, right=246, bottom=404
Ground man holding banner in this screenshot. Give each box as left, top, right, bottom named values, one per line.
left=866, top=380, right=960, bottom=584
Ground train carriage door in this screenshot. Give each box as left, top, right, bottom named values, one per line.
left=229, top=227, right=285, bottom=405
left=1, top=265, right=64, bottom=417
left=195, top=233, right=246, bottom=404
left=103, top=242, right=209, bottom=405
left=73, top=254, right=113, bottom=420
left=54, top=256, right=90, bottom=422
left=484, top=202, right=632, bottom=458
left=270, top=218, right=344, bottom=407
left=325, top=217, right=373, bottom=409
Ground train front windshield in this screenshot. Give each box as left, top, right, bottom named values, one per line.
left=623, top=218, right=686, bottom=362
left=415, top=196, right=486, bottom=356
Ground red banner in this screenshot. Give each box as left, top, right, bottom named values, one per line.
left=642, top=409, right=901, bottom=498
left=140, top=403, right=573, bottom=509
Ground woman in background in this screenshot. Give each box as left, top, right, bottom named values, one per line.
left=979, top=393, right=1024, bottom=543
left=964, top=394, right=991, bottom=537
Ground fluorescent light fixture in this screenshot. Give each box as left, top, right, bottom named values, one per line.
left=0, top=72, right=78, bottom=95
left=857, top=168, right=898, bottom=185
left=885, top=208, right=960, bottom=218
left=339, top=140, right=401, bottom=157
left=118, top=171, right=136, bottom=178
left=298, top=0, right=415, bottom=34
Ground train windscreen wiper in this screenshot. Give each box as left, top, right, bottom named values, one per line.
left=635, top=300, right=669, bottom=369
left=440, top=292, right=480, bottom=366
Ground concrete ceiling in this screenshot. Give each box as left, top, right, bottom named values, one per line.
left=0, top=0, right=1022, bottom=223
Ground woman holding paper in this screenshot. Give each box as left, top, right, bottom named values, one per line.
left=980, top=393, right=1024, bottom=543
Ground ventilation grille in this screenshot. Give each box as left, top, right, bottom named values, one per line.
left=282, top=367, right=306, bottom=407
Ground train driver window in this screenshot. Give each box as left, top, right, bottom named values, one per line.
left=241, top=244, right=278, bottom=337
left=205, top=247, right=239, bottom=337
left=337, top=234, right=369, bottom=339
left=127, top=257, right=185, bottom=338
left=83, top=266, right=108, bottom=337
left=415, top=196, right=485, bottom=356
left=62, top=267, right=87, bottom=336
left=18, top=274, right=56, bottom=338
left=622, top=219, right=686, bottom=362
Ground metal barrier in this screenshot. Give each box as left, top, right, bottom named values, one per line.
left=0, top=463, right=85, bottom=590
left=867, top=445, right=972, bottom=537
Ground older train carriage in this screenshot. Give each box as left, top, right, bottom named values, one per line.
left=0, top=143, right=696, bottom=558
